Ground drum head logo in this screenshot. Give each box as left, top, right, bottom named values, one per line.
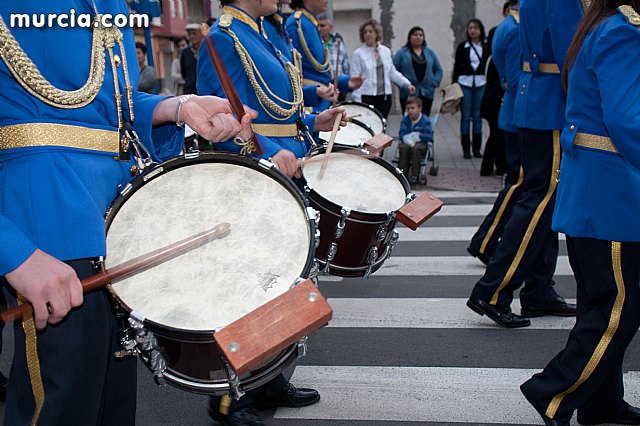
left=257, top=272, right=279, bottom=292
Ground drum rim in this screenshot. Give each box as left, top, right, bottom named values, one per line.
left=301, top=146, right=410, bottom=219
left=105, top=152, right=317, bottom=340
left=317, top=118, right=375, bottom=147
left=337, top=100, right=387, bottom=133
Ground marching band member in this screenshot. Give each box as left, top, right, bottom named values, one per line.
left=196, top=1, right=346, bottom=424
left=0, top=1, right=253, bottom=424
left=467, top=0, right=581, bottom=328
left=521, top=2, right=640, bottom=425
left=286, top=0, right=364, bottom=111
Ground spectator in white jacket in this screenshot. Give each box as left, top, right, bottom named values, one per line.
left=351, top=19, right=415, bottom=118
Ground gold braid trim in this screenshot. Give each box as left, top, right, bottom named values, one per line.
left=222, top=27, right=303, bottom=121
left=581, top=0, right=591, bottom=11
left=295, top=14, right=330, bottom=73
left=17, top=295, right=45, bottom=426
left=620, top=5, right=640, bottom=26
left=0, top=15, right=123, bottom=109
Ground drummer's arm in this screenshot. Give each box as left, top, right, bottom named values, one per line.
left=313, top=107, right=347, bottom=132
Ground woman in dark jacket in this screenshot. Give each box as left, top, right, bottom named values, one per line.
left=452, top=18, right=488, bottom=158
left=393, top=26, right=443, bottom=115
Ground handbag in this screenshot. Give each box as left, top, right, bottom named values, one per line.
left=441, top=82, right=464, bottom=114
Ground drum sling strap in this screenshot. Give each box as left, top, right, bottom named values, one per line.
left=17, top=294, right=45, bottom=426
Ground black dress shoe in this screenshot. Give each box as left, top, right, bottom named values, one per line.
left=579, top=405, right=640, bottom=425
left=538, top=412, right=570, bottom=426
left=474, top=151, right=483, bottom=158
left=256, top=383, right=320, bottom=409
left=209, top=406, right=264, bottom=426
left=467, top=297, right=531, bottom=328
left=467, top=245, right=489, bottom=265
left=521, top=298, right=577, bottom=318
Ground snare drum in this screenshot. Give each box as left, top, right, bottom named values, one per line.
left=105, top=153, right=318, bottom=395
left=318, top=119, right=374, bottom=149
left=301, top=148, right=410, bottom=277
left=339, top=101, right=387, bottom=135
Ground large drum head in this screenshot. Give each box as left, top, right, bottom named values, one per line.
left=303, top=152, right=407, bottom=214
left=106, top=155, right=313, bottom=333
left=339, top=101, right=387, bottom=135
left=318, top=119, right=374, bottom=148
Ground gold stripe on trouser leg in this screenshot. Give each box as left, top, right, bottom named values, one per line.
left=479, top=166, right=525, bottom=254
left=489, top=130, right=561, bottom=305
left=545, top=241, right=625, bottom=419
left=17, top=295, right=45, bottom=426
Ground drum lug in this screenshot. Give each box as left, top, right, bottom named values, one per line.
left=406, top=192, right=417, bottom=203
left=297, top=335, right=308, bottom=358
left=223, top=361, right=245, bottom=400
left=184, top=148, right=200, bottom=160
left=376, top=212, right=396, bottom=241
left=115, top=316, right=167, bottom=386
left=258, top=158, right=275, bottom=170
left=335, top=208, right=350, bottom=238
left=303, top=184, right=312, bottom=194
left=322, top=242, right=338, bottom=273
left=364, top=246, right=379, bottom=278
left=386, top=230, right=399, bottom=260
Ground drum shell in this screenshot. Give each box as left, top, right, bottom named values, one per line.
left=301, top=147, right=410, bottom=277
left=105, top=153, right=316, bottom=394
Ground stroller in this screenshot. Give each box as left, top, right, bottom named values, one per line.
left=417, top=89, right=446, bottom=184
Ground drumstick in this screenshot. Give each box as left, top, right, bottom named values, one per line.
left=332, top=38, right=340, bottom=107
left=318, top=113, right=342, bottom=178
left=1, top=223, right=232, bottom=323
left=201, top=25, right=263, bottom=157
left=347, top=113, right=362, bottom=121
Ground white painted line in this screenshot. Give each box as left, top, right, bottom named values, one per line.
left=375, top=256, right=573, bottom=276
left=438, top=204, right=492, bottom=216
left=278, top=367, right=640, bottom=424
left=396, top=226, right=567, bottom=241
left=416, top=190, right=498, bottom=199
left=326, top=298, right=577, bottom=329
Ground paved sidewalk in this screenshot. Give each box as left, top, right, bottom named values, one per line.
left=380, top=111, right=504, bottom=193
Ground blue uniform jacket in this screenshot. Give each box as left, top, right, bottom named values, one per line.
left=399, top=113, right=433, bottom=144
left=492, top=11, right=521, bottom=133
left=392, top=45, right=443, bottom=102
left=285, top=8, right=349, bottom=94
left=0, top=0, right=183, bottom=275
left=553, top=10, right=640, bottom=242
left=261, top=12, right=321, bottom=108
left=197, top=6, right=313, bottom=160
left=514, top=0, right=583, bottom=130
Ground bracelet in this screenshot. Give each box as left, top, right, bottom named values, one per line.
left=175, top=94, right=195, bottom=128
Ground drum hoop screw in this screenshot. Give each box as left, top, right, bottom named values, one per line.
left=229, top=342, right=240, bottom=353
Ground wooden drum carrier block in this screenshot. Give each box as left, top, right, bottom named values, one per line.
left=213, top=279, right=332, bottom=376
left=397, top=192, right=444, bottom=230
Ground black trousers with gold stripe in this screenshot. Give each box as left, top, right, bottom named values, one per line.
left=521, top=238, right=640, bottom=424
left=470, top=128, right=561, bottom=309
left=3, top=260, right=136, bottom=426
left=469, top=130, right=523, bottom=260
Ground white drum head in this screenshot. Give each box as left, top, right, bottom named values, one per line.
left=106, top=160, right=311, bottom=331
left=318, top=121, right=373, bottom=148
left=341, top=103, right=385, bottom=135
left=303, top=153, right=406, bottom=214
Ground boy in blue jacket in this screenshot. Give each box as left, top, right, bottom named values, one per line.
left=398, top=96, right=433, bottom=184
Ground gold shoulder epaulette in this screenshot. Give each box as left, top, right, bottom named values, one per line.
left=294, top=10, right=302, bottom=20
left=619, top=5, right=640, bottom=26
left=219, top=13, right=233, bottom=28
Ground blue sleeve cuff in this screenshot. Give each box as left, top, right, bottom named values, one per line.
left=0, top=216, right=37, bottom=275
left=134, top=92, right=184, bottom=162
left=338, top=75, right=350, bottom=93
left=303, top=85, right=321, bottom=107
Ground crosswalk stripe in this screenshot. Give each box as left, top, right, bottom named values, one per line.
left=375, top=255, right=572, bottom=276
left=419, top=190, right=497, bottom=199
left=278, top=366, right=640, bottom=423
left=396, top=226, right=567, bottom=241
left=326, top=298, right=576, bottom=329
left=437, top=204, right=492, bottom=216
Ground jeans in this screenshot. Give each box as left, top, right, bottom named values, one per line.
left=460, top=84, right=485, bottom=135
